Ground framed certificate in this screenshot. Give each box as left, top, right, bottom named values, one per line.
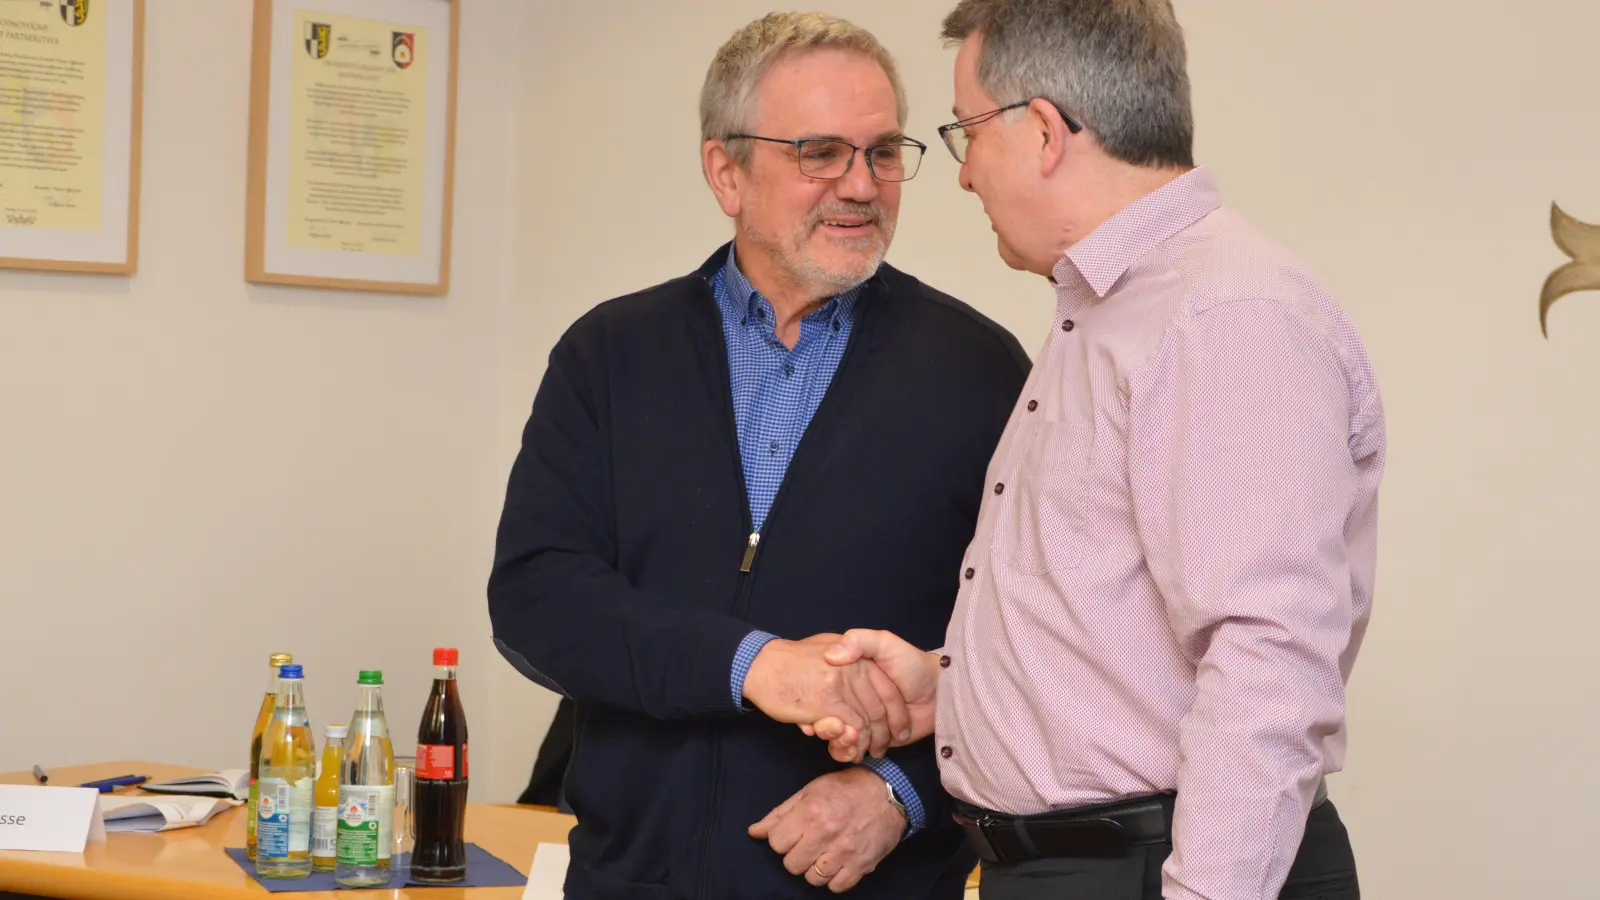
left=0, top=0, right=145, bottom=274
left=245, top=0, right=458, bottom=294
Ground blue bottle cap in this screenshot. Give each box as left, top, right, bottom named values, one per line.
left=278, top=664, right=304, bottom=679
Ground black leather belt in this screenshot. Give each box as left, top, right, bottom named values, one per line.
left=955, top=780, right=1329, bottom=865
left=954, top=794, right=1174, bottom=864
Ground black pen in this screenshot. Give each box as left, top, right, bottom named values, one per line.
left=32, top=765, right=47, bottom=784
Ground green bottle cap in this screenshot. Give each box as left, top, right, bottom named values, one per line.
left=357, top=670, right=383, bottom=685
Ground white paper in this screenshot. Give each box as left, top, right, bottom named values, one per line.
left=522, top=842, right=570, bottom=900
left=139, top=769, right=251, bottom=801
left=99, top=794, right=241, bottom=833
left=0, top=785, right=103, bottom=852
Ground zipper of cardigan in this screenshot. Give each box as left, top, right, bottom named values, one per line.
left=701, top=275, right=873, bottom=897
left=695, top=734, right=723, bottom=900
left=731, top=531, right=763, bottom=621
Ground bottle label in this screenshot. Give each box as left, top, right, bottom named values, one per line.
left=335, top=785, right=395, bottom=865
left=312, top=805, right=337, bottom=859
left=256, top=779, right=289, bottom=858
left=257, top=776, right=312, bottom=858
left=416, top=743, right=468, bottom=779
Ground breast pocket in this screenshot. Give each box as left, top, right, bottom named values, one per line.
left=999, top=422, right=1093, bottom=574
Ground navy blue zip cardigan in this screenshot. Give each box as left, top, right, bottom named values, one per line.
left=489, top=245, right=1028, bottom=900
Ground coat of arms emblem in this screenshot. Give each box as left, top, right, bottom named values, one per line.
left=392, top=32, right=415, bottom=69
left=305, top=22, right=331, bottom=60
left=59, top=0, right=89, bottom=27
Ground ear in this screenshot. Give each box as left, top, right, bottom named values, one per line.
left=702, top=139, right=744, bottom=218
left=1030, top=98, right=1072, bottom=178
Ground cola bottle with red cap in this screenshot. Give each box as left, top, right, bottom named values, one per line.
left=411, top=647, right=468, bottom=883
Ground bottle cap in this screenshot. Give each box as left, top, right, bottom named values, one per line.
left=432, top=648, right=459, bottom=666
left=270, top=653, right=293, bottom=666
left=325, top=723, right=349, bottom=739
left=357, top=670, right=383, bottom=685
left=278, top=664, right=304, bottom=679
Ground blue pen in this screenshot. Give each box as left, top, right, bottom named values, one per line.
left=79, top=775, right=149, bottom=792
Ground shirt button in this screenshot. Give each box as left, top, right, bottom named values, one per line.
left=832, top=321, right=841, bottom=332
left=768, top=442, right=779, bottom=453
left=939, top=655, right=951, bottom=669
left=964, top=567, right=975, bottom=580
left=784, top=364, right=795, bottom=377
left=1027, top=400, right=1038, bottom=412
left=1062, top=319, right=1076, bottom=332
left=940, top=746, right=954, bottom=759
left=993, top=483, right=1005, bottom=495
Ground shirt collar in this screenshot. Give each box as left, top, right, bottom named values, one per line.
left=723, top=244, right=861, bottom=331
left=1052, top=166, right=1222, bottom=297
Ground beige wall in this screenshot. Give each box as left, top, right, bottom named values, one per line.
left=2, top=1, right=1596, bottom=896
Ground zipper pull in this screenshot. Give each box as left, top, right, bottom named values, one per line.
left=739, top=532, right=761, bottom=573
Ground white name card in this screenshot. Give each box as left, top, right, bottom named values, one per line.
left=0, top=785, right=107, bottom=852
left=522, top=842, right=570, bottom=900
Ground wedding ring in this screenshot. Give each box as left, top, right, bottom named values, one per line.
left=813, top=863, right=831, bottom=879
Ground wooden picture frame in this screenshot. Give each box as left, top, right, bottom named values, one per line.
left=245, top=0, right=458, bottom=294
left=0, top=0, right=145, bottom=274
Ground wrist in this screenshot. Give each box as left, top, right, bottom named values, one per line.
left=853, top=764, right=910, bottom=838
left=740, top=636, right=789, bottom=704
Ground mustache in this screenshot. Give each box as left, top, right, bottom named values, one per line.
left=806, top=202, right=883, bottom=230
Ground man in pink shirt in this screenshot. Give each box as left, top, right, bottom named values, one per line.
left=809, top=1, right=1386, bottom=897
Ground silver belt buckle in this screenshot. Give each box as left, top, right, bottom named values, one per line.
left=958, top=813, right=1002, bottom=863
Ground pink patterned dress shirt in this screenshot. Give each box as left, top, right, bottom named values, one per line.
left=936, top=166, right=1386, bottom=899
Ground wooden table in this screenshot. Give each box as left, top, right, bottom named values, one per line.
left=0, top=762, right=575, bottom=899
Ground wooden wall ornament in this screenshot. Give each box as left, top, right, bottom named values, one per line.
left=1541, top=203, right=1600, bottom=337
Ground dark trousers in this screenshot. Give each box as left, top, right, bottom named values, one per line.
left=978, top=800, right=1358, bottom=900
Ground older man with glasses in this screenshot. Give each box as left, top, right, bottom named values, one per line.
left=488, top=11, right=1028, bottom=900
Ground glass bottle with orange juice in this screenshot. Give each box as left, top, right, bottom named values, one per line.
left=312, top=723, right=347, bottom=872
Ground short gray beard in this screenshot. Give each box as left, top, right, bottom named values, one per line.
left=743, top=200, right=896, bottom=300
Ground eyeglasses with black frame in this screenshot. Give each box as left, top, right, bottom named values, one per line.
left=936, top=100, right=1084, bottom=164
left=723, top=134, right=929, bottom=183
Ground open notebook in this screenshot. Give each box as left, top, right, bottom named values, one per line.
left=101, top=794, right=242, bottom=833
left=138, top=769, right=251, bottom=801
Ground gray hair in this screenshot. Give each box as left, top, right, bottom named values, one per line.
left=701, top=12, right=908, bottom=167
left=941, top=0, right=1193, bottom=169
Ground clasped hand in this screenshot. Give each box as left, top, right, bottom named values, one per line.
left=742, top=630, right=941, bottom=762
left=743, top=631, right=944, bottom=892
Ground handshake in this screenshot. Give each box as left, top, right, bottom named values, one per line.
left=742, top=630, right=943, bottom=762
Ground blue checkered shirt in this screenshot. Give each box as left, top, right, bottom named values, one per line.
left=713, top=247, right=924, bottom=834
